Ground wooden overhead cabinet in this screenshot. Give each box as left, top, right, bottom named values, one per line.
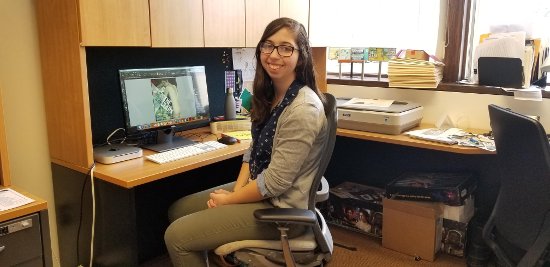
left=280, top=0, right=309, bottom=33
left=150, top=0, right=205, bottom=47
left=245, top=0, right=279, bottom=47
left=203, top=0, right=246, bottom=47
left=79, top=0, right=151, bottom=46
left=37, top=0, right=94, bottom=171
left=245, top=0, right=310, bottom=47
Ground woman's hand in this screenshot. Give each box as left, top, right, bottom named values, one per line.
left=207, top=189, right=232, bottom=208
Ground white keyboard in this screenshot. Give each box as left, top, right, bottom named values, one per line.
left=145, top=141, right=228, bottom=164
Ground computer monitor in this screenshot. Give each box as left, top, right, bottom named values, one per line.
left=119, top=66, right=210, bottom=152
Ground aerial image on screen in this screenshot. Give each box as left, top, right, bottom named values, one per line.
left=119, top=66, right=210, bottom=151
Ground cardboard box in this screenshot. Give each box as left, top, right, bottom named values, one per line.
left=385, top=172, right=477, bottom=206
left=441, top=218, right=469, bottom=258
left=382, top=198, right=443, bottom=262
left=324, top=182, right=385, bottom=237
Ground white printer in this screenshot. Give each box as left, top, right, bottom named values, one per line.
left=337, top=98, right=423, bottom=135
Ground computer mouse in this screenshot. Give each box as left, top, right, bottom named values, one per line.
left=218, top=135, right=238, bottom=145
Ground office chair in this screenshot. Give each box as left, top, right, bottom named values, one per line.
left=484, top=104, right=550, bottom=267
left=214, top=93, right=337, bottom=267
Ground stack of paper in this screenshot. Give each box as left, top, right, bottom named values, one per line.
left=221, top=130, right=252, bottom=141
left=0, top=188, right=35, bottom=211
left=388, top=58, right=445, bottom=89
left=405, top=128, right=465, bottom=145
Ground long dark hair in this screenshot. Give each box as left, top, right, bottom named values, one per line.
left=251, top=17, right=326, bottom=124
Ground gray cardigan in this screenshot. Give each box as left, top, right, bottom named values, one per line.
left=243, top=86, right=328, bottom=209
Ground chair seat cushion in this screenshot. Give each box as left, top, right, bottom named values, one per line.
left=214, top=229, right=317, bottom=256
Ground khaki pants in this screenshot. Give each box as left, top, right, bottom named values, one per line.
left=164, top=182, right=305, bottom=266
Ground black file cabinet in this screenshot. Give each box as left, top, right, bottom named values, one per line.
left=0, top=213, right=47, bottom=266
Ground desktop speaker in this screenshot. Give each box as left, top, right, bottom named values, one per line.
left=93, top=144, right=143, bottom=164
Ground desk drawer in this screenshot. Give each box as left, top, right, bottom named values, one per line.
left=0, top=213, right=43, bottom=266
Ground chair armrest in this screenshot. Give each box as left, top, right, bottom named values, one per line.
left=254, top=208, right=317, bottom=225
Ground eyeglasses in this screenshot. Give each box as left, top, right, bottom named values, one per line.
left=259, top=42, right=299, bottom=57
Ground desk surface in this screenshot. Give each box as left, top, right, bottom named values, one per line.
left=0, top=186, right=48, bottom=222
left=93, top=125, right=492, bottom=189
left=337, top=124, right=494, bottom=155
left=93, top=127, right=250, bottom=188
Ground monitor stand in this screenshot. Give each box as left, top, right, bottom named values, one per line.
left=141, top=128, right=196, bottom=152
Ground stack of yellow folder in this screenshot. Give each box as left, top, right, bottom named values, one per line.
left=221, top=130, right=252, bottom=142
left=388, top=58, right=445, bottom=89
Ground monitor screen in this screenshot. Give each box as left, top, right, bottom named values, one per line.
left=119, top=66, right=210, bottom=152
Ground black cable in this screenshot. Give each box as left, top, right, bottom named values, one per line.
left=92, top=137, right=127, bottom=148
left=76, top=163, right=95, bottom=266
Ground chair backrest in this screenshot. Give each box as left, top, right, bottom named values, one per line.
left=307, top=93, right=337, bottom=253
left=487, top=104, right=550, bottom=262
left=308, top=93, right=337, bottom=210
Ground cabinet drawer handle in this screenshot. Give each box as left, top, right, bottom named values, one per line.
left=0, top=245, right=5, bottom=253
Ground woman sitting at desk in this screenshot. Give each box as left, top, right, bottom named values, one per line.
left=164, top=17, right=329, bottom=266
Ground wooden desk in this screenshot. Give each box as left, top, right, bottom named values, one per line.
left=93, top=125, right=490, bottom=189
left=331, top=125, right=497, bottom=191
left=327, top=125, right=500, bottom=246
left=93, top=127, right=250, bottom=188
left=52, top=127, right=250, bottom=267
left=337, top=125, right=494, bottom=155
left=0, top=186, right=48, bottom=222
left=94, top=139, right=250, bottom=188
left=0, top=186, right=52, bottom=267
left=93, top=125, right=492, bottom=189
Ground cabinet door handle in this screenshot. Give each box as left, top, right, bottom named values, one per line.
left=0, top=245, right=5, bottom=253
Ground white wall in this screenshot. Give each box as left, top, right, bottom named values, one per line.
left=329, top=84, right=550, bottom=131
left=0, top=0, right=60, bottom=266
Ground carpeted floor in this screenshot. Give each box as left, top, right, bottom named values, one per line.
left=327, top=226, right=466, bottom=266
left=142, top=225, right=467, bottom=266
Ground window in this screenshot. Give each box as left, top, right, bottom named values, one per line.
left=465, top=0, right=550, bottom=83
left=326, top=0, right=549, bottom=90
left=317, top=0, right=442, bottom=78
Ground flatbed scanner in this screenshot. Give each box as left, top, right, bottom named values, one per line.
left=337, top=98, right=423, bottom=135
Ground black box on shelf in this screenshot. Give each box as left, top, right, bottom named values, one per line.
left=385, top=172, right=477, bottom=206
left=322, top=181, right=385, bottom=238
left=441, top=218, right=469, bottom=258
